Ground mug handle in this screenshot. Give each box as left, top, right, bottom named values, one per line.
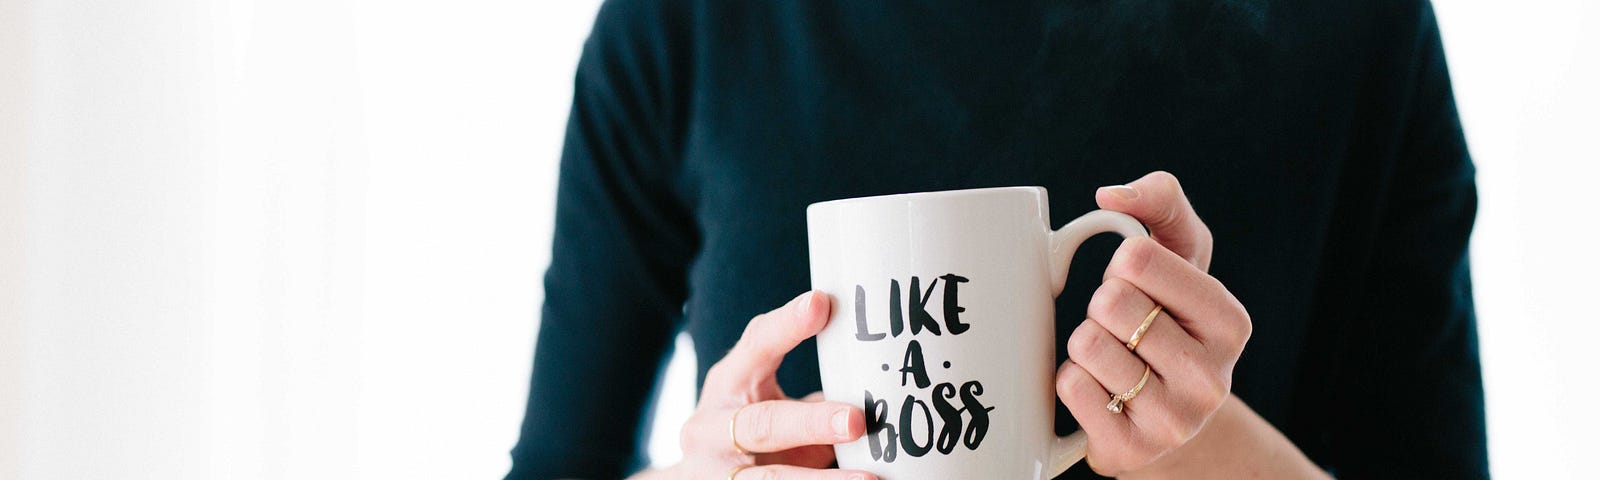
left=1045, top=209, right=1149, bottom=476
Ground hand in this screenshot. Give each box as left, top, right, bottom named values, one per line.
left=635, top=292, right=878, bottom=480
left=1055, top=171, right=1253, bottom=476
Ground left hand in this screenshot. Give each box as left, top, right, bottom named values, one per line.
left=1055, top=171, right=1253, bottom=476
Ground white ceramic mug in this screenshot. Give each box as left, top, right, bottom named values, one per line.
left=807, top=186, right=1148, bottom=479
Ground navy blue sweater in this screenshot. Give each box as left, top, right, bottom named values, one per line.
left=510, top=1, right=1485, bottom=478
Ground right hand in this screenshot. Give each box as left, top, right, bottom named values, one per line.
left=638, top=291, right=878, bottom=480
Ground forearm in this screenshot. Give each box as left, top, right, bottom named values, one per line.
left=1125, top=395, right=1329, bottom=480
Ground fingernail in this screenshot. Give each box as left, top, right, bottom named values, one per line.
left=832, top=409, right=851, bottom=438
left=1100, top=185, right=1139, bottom=201
left=848, top=475, right=866, bottom=480
left=797, top=291, right=814, bottom=315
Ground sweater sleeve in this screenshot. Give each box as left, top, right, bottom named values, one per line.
left=506, top=1, right=697, bottom=478
left=1320, top=1, right=1488, bottom=477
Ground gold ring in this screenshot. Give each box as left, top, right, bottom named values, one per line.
left=1125, top=305, right=1163, bottom=350
left=1105, top=364, right=1151, bottom=414
left=730, top=404, right=753, bottom=456
left=728, top=464, right=754, bottom=480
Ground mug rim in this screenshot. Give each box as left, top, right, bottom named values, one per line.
left=806, top=186, right=1046, bottom=213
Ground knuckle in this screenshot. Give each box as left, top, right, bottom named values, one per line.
left=1201, top=279, right=1251, bottom=348
left=743, top=312, right=767, bottom=337
left=1197, top=221, right=1215, bottom=245
left=706, top=360, right=733, bottom=382
left=745, top=403, right=777, bottom=446
left=1109, top=238, right=1157, bottom=279
left=704, top=362, right=748, bottom=397
left=1219, top=288, right=1247, bottom=319
left=1065, top=326, right=1103, bottom=362
left=677, top=414, right=699, bottom=452
left=1215, top=311, right=1251, bottom=351
left=1231, top=300, right=1254, bottom=345
left=1150, top=170, right=1181, bottom=189
left=1149, top=173, right=1184, bottom=217
left=1056, top=364, right=1086, bottom=400
left=1087, top=279, right=1135, bottom=320
left=1209, top=373, right=1233, bottom=408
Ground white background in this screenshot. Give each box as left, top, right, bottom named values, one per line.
left=1, top=1, right=1596, bottom=478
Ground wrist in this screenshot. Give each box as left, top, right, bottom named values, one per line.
left=1121, top=395, right=1328, bottom=480
left=1127, top=397, right=1236, bottom=478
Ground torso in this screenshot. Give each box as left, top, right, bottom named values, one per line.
left=674, top=2, right=1377, bottom=454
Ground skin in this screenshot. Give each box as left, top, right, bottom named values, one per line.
left=631, top=291, right=877, bottom=480
left=633, top=172, right=1330, bottom=479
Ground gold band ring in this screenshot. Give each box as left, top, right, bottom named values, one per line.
left=728, top=464, right=755, bottom=480
left=730, top=404, right=753, bottom=456
left=1125, top=305, right=1163, bottom=350
left=1106, top=364, right=1152, bottom=414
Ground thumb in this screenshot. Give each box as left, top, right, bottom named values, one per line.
left=1095, top=171, right=1213, bottom=271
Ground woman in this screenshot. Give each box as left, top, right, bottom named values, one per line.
left=509, top=0, right=1485, bottom=478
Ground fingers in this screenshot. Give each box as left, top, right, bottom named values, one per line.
left=736, top=398, right=846, bottom=468
left=1085, top=277, right=1207, bottom=371
left=1059, top=349, right=1189, bottom=477
left=732, top=464, right=877, bottom=480
left=1104, top=237, right=1251, bottom=351
left=1066, top=320, right=1161, bottom=405
left=1064, top=317, right=1206, bottom=476
left=682, top=400, right=864, bottom=456
left=706, top=291, right=831, bottom=398
left=1073, top=175, right=1251, bottom=476
left=1095, top=171, right=1213, bottom=271
left=682, top=293, right=866, bottom=475
left=1066, top=238, right=1250, bottom=476
left=1055, top=361, right=1135, bottom=469
left=735, top=400, right=864, bottom=453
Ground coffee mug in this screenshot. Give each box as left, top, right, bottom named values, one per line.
left=806, top=186, right=1148, bottom=479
